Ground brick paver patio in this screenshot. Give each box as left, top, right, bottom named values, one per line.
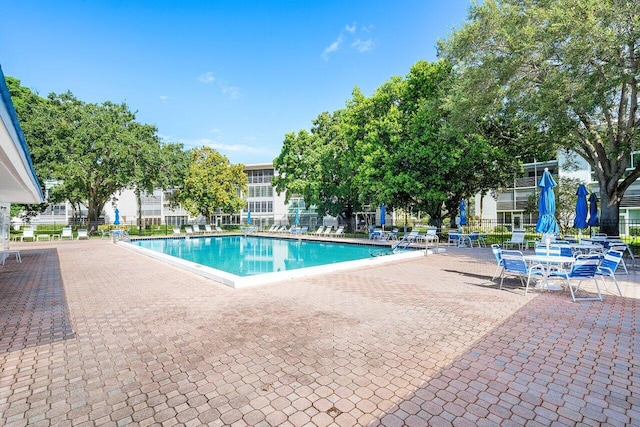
left=0, top=239, right=638, bottom=426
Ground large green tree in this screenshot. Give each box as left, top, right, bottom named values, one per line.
left=176, top=146, right=247, bottom=219
left=274, top=109, right=364, bottom=231
left=439, top=0, right=640, bottom=235
left=7, top=77, right=173, bottom=225
left=355, top=60, right=523, bottom=228
left=274, top=60, right=526, bottom=231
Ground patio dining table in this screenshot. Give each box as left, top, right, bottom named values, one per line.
left=523, top=254, right=576, bottom=291
left=569, top=242, right=603, bottom=253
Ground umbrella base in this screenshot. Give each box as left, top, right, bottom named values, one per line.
left=534, top=280, right=563, bottom=291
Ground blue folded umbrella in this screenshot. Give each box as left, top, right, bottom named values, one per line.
left=535, top=169, right=560, bottom=234
left=573, top=184, right=588, bottom=229
left=587, top=193, right=599, bottom=226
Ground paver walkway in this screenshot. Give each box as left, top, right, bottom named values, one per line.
left=0, top=240, right=638, bottom=426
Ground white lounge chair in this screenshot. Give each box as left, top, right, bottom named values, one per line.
left=312, top=226, right=325, bottom=235
left=20, top=227, right=35, bottom=242
left=322, top=226, right=333, bottom=235
left=77, top=229, right=89, bottom=240
left=331, top=226, right=345, bottom=236
left=215, top=226, right=224, bottom=234
left=60, top=227, right=73, bottom=240
left=204, top=225, right=213, bottom=233
left=184, top=226, right=194, bottom=235
left=505, top=229, right=527, bottom=250
left=418, top=228, right=439, bottom=249
left=173, top=227, right=182, bottom=235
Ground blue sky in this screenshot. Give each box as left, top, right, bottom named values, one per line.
left=1, top=0, right=472, bottom=164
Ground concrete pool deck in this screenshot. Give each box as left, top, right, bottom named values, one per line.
left=0, top=238, right=638, bottom=426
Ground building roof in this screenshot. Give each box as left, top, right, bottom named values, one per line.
left=0, top=65, right=44, bottom=203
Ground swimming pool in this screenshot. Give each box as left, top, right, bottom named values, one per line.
left=120, top=235, right=425, bottom=288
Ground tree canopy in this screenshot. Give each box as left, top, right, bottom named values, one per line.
left=274, top=59, right=524, bottom=229
left=439, top=0, right=640, bottom=235
left=8, top=77, right=193, bottom=224
left=176, top=146, right=248, bottom=219
left=9, top=82, right=164, bottom=222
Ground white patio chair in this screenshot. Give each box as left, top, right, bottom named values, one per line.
left=447, top=231, right=462, bottom=246
left=504, top=229, right=526, bottom=250
left=491, top=244, right=503, bottom=280
left=607, top=242, right=630, bottom=273
left=549, top=254, right=603, bottom=302
left=500, top=250, right=545, bottom=296
left=595, top=249, right=623, bottom=297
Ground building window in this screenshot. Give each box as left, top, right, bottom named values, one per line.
left=247, top=169, right=274, bottom=184
left=247, top=201, right=273, bottom=213
left=248, top=185, right=273, bottom=198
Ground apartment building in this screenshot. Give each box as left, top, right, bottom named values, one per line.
left=477, top=152, right=640, bottom=235
left=23, top=163, right=297, bottom=230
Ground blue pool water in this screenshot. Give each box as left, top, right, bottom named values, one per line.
left=131, top=235, right=381, bottom=277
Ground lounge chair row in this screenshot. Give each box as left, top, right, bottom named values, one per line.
left=264, top=225, right=345, bottom=237
left=16, top=227, right=89, bottom=241
left=311, top=225, right=344, bottom=236
left=173, top=225, right=224, bottom=235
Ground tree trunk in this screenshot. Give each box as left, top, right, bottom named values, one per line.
left=599, top=190, right=620, bottom=236
left=136, top=188, right=143, bottom=236
left=88, top=203, right=101, bottom=223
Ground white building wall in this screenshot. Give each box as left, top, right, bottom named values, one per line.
left=474, top=194, right=498, bottom=222
left=557, top=151, right=591, bottom=184
left=108, top=189, right=138, bottom=224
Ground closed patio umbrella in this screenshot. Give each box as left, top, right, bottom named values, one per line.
left=574, top=184, right=588, bottom=240
left=535, top=168, right=560, bottom=235
left=459, top=199, right=467, bottom=226
left=380, top=204, right=386, bottom=231
left=247, top=210, right=251, bottom=224
left=113, top=208, right=120, bottom=225
left=294, top=208, right=299, bottom=226
left=587, top=193, right=599, bottom=227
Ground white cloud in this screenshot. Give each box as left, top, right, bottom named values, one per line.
left=219, top=81, right=240, bottom=99
left=209, top=142, right=264, bottom=153
left=322, top=23, right=376, bottom=60
left=351, top=38, right=374, bottom=52
left=197, top=71, right=215, bottom=84
left=361, top=24, right=375, bottom=32
left=322, top=35, right=343, bottom=61
left=179, top=138, right=266, bottom=154
left=198, top=72, right=240, bottom=99
left=159, top=95, right=170, bottom=103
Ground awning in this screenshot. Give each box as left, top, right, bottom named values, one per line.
left=0, top=65, right=44, bottom=204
